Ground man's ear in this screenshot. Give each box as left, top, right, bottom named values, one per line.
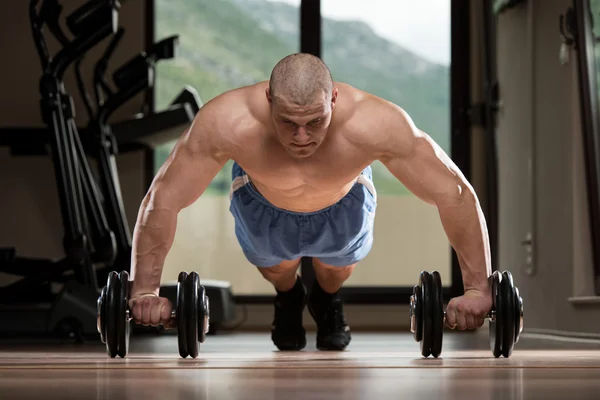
left=266, top=87, right=272, bottom=105
left=331, top=87, right=338, bottom=108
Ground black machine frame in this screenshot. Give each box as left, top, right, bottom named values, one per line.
left=147, top=0, right=477, bottom=305
left=0, top=0, right=203, bottom=339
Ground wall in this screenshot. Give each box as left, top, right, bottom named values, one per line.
left=0, top=2, right=148, bottom=279
left=497, top=0, right=600, bottom=336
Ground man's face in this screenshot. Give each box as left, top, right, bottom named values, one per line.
left=267, top=88, right=337, bottom=158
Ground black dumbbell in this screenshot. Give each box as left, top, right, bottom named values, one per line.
left=97, top=270, right=210, bottom=358
left=409, top=270, right=523, bottom=358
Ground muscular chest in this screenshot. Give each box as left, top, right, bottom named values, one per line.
left=234, top=141, right=370, bottom=192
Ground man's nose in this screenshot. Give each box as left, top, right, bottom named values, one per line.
left=294, top=126, right=310, bottom=143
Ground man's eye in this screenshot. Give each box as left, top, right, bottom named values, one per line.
left=311, top=118, right=322, bottom=124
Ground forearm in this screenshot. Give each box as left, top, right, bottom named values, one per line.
left=436, top=189, right=492, bottom=292
left=130, top=194, right=179, bottom=295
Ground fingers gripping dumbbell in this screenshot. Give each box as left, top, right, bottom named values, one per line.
left=97, top=270, right=210, bottom=358
left=409, top=270, right=523, bottom=358
left=442, top=305, right=497, bottom=330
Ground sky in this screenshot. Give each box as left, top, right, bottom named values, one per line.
left=266, top=0, right=451, bottom=65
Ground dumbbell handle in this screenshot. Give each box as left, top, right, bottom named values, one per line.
left=443, top=309, right=496, bottom=322
left=124, top=307, right=210, bottom=335
left=124, top=309, right=177, bottom=322
left=97, top=307, right=177, bottom=337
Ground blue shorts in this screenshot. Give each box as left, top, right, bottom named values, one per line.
left=228, top=162, right=377, bottom=267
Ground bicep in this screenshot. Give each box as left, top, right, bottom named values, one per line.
left=146, top=112, right=230, bottom=211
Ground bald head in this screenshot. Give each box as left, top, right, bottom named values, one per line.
left=268, top=53, right=333, bottom=106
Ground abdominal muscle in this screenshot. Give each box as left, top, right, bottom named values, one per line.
left=248, top=175, right=358, bottom=213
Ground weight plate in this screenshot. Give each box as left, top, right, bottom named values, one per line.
left=489, top=271, right=502, bottom=358
left=514, top=286, right=523, bottom=343
left=430, top=271, right=444, bottom=358
left=202, top=294, right=210, bottom=342
left=97, top=285, right=107, bottom=344
left=123, top=272, right=131, bottom=355
left=198, top=285, right=208, bottom=343
left=116, top=271, right=130, bottom=358
left=410, top=284, right=422, bottom=342
left=177, top=271, right=188, bottom=358
left=501, top=271, right=516, bottom=358
left=187, top=272, right=200, bottom=358
left=105, top=271, right=119, bottom=358
left=419, top=271, right=433, bottom=358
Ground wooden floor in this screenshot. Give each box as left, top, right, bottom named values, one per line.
left=2, top=329, right=600, bottom=399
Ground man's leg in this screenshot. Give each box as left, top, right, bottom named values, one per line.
left=257, top=258, right=307, bottom=351
left=257, top=258, right=302, bottom=291
left=307, top=258, right=355, bottom=351
left=312, top=258, right=355, bottom=293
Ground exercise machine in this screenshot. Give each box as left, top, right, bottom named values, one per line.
left=72, top=27, right=236, bottom=334
left=0, top=0, right=236, bottom=340
left=73, top=25, right=236, bottom=333
left=0, top=0, right=121, bottom=340
left=74, top=25, right=180, bottom=279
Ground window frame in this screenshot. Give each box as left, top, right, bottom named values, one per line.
left=147, top=0, right=472, bottom=304
left=573, top=0, right=600, bottom=295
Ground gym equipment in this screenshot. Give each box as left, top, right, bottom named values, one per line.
left=0, top=88, right=201, bottom=155
left=72, top=27, right=235, bottom=333
left=1, top=17, right=204, bottom=283
left=158, top=279, right=235, bottom=335
left=0, top=0, right=121, bottom=340
left=74, top=25, right=180, bottom=278
left=97, top=270, right=210, bottom=358
left=409, top=270, right=523, bottom=358
left=0, top=0, right=234, bottom=341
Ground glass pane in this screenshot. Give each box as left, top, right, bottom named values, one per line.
left=592, top=0, right=600, bottom=96
left=321, top=0, right=452, bottom=287
left=154, top=0, right=299, bottom=295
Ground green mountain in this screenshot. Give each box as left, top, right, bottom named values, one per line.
left=153, top=0, right=450, bottom=196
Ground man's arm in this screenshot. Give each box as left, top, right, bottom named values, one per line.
left=129, top=101, right=230, bottom=296
left=374, top=101, right=491, bottom=292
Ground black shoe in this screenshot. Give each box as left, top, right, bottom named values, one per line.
left=307, top=282, right=351, bottom=351
left=271, top=276, right=307, bottom=351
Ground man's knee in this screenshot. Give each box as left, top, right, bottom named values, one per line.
left=313, top=258, right=356, bottom=273
left=256, top=259, right=302, bottom=292
left=257, top=258, right=301, bottom=279
left=312, top=258, right=355, bottom=294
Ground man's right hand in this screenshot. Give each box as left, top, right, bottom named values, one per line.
left=129, top=293, right=175, bottom=329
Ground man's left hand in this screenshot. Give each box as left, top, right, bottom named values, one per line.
left=445, top=287, right=493, bottom=330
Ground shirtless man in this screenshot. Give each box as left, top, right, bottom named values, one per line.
left=128, top=53, right=493, bottom=351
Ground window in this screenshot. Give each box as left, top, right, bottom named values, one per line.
left=154, top=0, right=300, bottom=295
left=153, top=0, right=455, bottom=297
left=590, top=0, right=600, bottom=106
left=321, top=0, right=452, bottom=287
left=575, top=0, right=600, bottom=293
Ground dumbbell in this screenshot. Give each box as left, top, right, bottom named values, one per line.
left=97, top=270, right=210, bottom=358
left=409, top=270, right=523, bottom=358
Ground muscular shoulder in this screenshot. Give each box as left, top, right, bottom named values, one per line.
left=334, top=84, right=417, bottom=160
left=186, top=83, right=268, bottom=157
